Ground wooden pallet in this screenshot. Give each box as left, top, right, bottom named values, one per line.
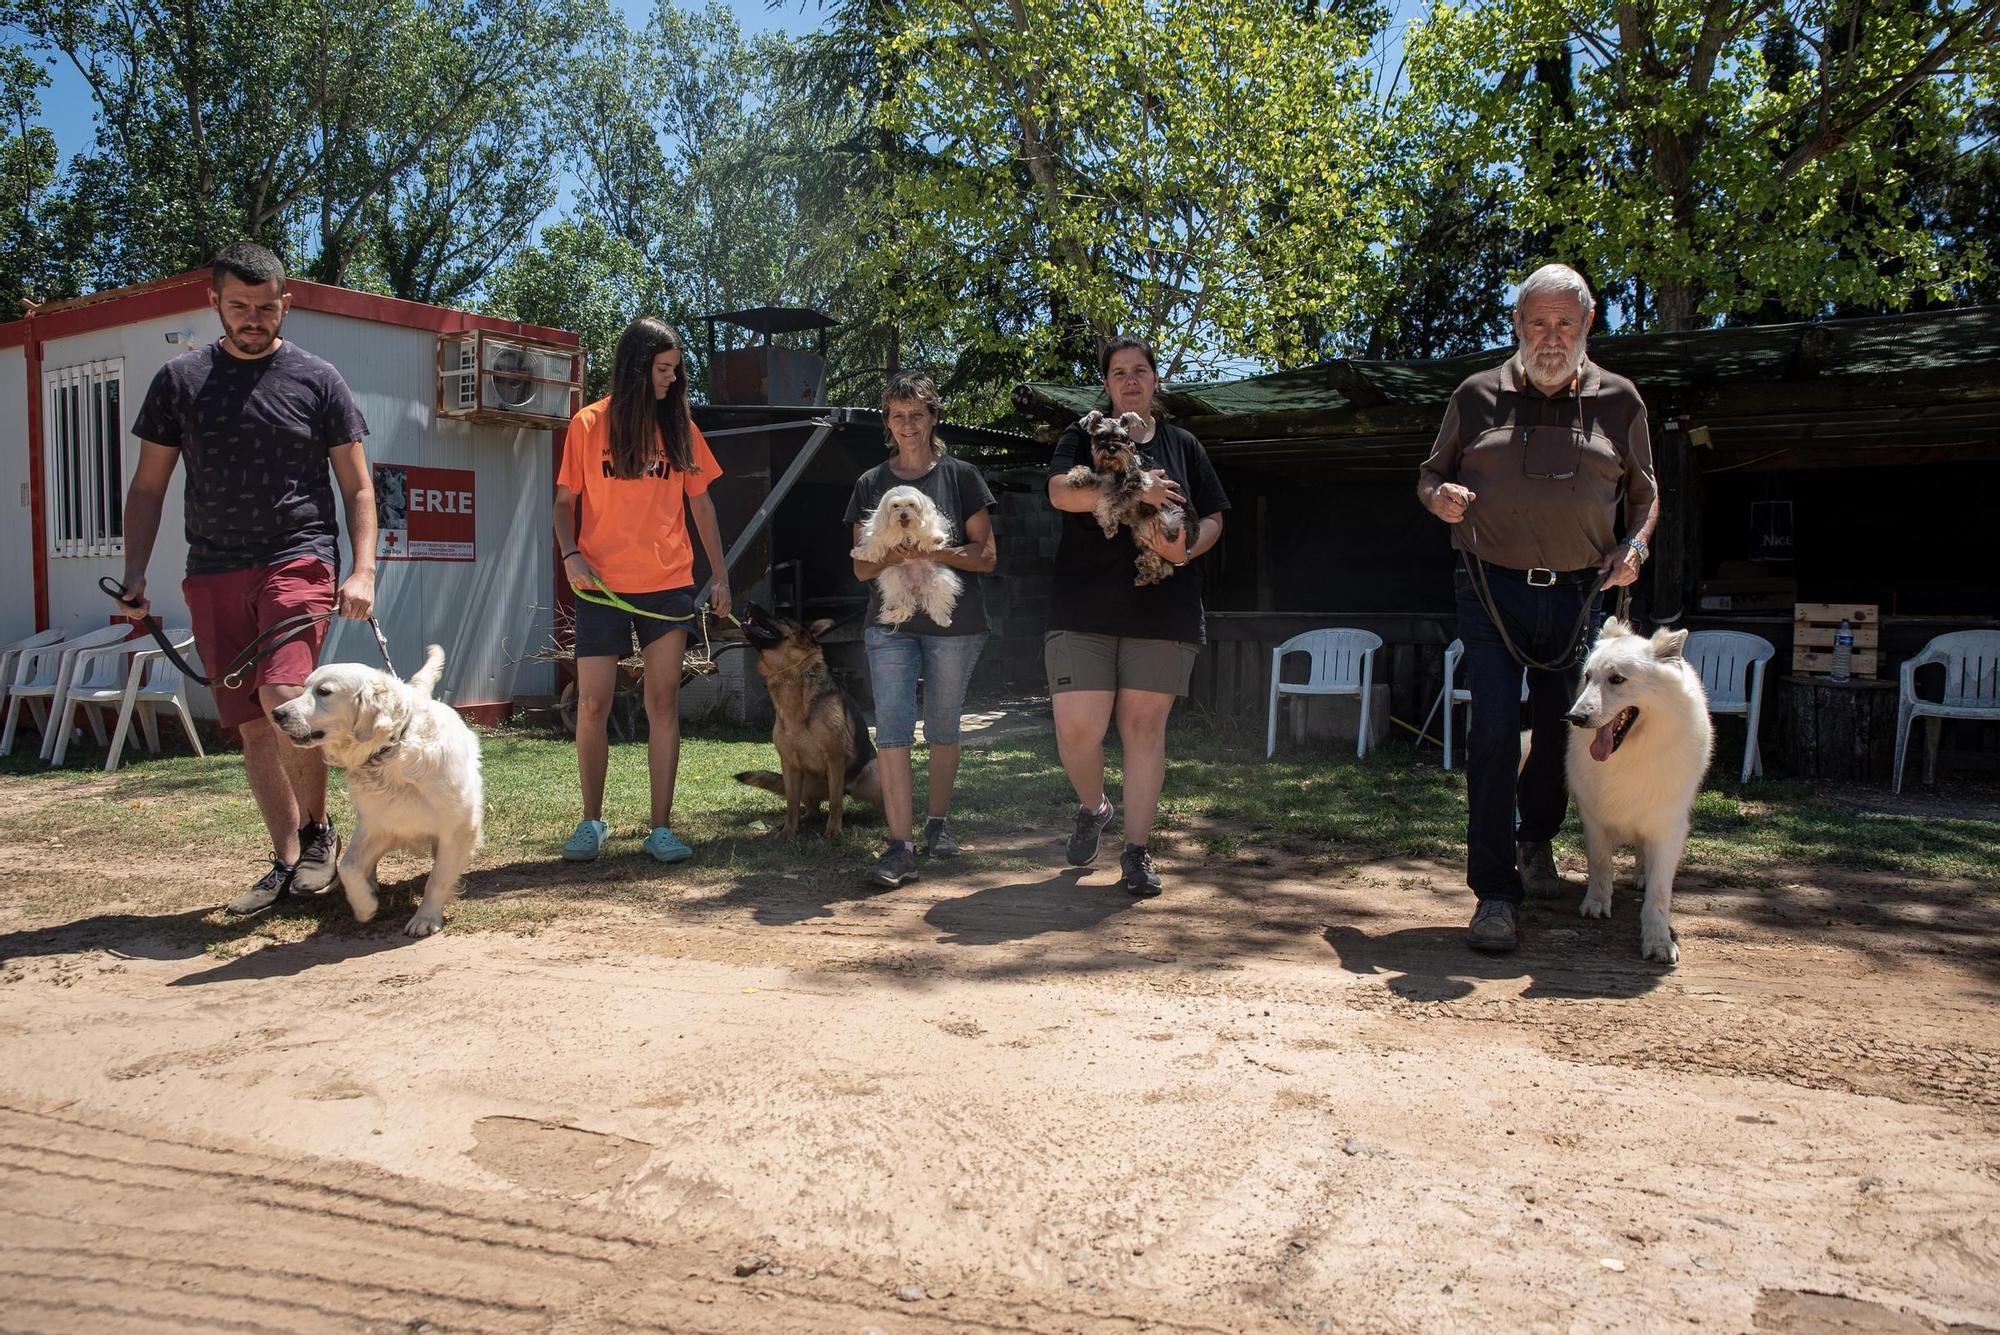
left=1792, top=602, right=1879, bottom=677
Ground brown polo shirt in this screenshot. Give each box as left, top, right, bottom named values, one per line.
left=1418, top=356, right=1656, bottom=572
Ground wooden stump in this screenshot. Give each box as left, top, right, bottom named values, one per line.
left=1771, top=674, right=1897, bottom=784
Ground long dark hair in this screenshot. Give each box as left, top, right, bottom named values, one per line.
left=608, top=317, right=694, bottom=480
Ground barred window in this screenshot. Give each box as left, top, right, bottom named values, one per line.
left=45, top=359, right=124, bottom=557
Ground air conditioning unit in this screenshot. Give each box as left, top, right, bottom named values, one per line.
left=437, top=330, right=581, bottom=426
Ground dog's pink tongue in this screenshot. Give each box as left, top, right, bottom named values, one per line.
left=1590, top=722, right=1616, bottom=762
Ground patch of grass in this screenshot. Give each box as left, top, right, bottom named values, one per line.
left=2, top=717, right=1995, bottom=942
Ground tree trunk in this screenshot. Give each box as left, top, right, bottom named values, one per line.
left=1654, top=278, right=1699, bottom=332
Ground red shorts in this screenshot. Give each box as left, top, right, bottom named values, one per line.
left=183, top=557, right=336, bottom=727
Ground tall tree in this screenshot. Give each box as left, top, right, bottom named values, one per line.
left=4, top=0, right=579, bottom=292
left=0, top=47, right=65, bottom=306
left=483, top=218, right=669, bottom=398
left=561, top=1, right=848, bottom=325
left=869, top=0, right=1389, bottom=389
left=1403, top=0, right=2000, bottom=330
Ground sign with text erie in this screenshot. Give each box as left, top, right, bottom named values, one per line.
left=374, top=464, right=475, bottom=562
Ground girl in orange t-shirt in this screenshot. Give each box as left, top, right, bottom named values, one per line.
left=553, top=317, right=732, bottom=864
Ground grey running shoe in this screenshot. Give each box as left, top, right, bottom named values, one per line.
left=292, top=821, right=341, bottom=894
left=865, top=841, right=919, bottom=889
left=1066, top=799, right=1116, bottom=866
left=226, top=859, right=295, bottom=917
left=1466, top=899, right=1521, bottom=953
left=921, top=817, right=961, bottom=858
left=1119, top=844, right=1163, bottom=898
left=1516, top=840, right=1562, bottom=898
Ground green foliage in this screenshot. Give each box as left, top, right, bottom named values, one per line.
left=483, top=218, right=669, bottom=399
left=545, top=0, right=869, bottom=399
left=3, top=0, right=1996, bottom=402
left=1401, top=0, right=2000, bottom=330
left=871, top=0, right=1388, bottom=389
left=2, top=0, right=580, bottom=301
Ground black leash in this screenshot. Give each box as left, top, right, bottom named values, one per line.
left=100, top=576, right=397, bottom=691
left=1458, top=517, right=1611, bottom=673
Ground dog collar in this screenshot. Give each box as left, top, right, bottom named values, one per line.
left=763, top=652, right=816, bottom=682
left=363, top=723, right=411, bottom=768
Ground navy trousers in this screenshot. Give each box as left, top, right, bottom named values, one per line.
left=1452, top=564, right=1594, bottom=905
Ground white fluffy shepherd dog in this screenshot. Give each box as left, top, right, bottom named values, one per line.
left=852, top=485, right=962, bottom=627
left=271, top=646, right=483, bottom=937
left=1564, top=618, right=1714, bottom=965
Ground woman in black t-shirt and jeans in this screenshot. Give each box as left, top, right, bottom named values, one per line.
left=1045, top=337, right=1230, bottom=896
left=845, top=372, right=998, bottom=889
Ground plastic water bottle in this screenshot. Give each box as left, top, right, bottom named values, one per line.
left=1830, top=620, right=1853, bottom=682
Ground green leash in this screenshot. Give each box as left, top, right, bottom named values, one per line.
left=572, top=577, right=739, bottom=628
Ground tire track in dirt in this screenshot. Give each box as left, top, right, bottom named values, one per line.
left=0, top=1103, right=1271, bottom=1334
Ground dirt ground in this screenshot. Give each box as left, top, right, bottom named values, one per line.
left=2, top=808, right=1998, bottom=1333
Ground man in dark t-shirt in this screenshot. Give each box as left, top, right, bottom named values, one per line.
left=112, top=242, right=377, bottom=918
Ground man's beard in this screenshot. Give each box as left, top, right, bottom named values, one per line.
left=1525, top=339, right=1585, bottom=386
left=223, top=316, right=281, bottom=355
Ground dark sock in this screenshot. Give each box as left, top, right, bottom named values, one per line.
left=1125, top=842, right=1147, bottom=856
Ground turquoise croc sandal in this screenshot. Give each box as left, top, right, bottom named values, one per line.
left=643, top=827, right=693, bottom=864
left=562, top=818, right=609, bottom=861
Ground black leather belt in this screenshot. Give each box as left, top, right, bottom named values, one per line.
left=1477, top=560, right=1598, bottom=588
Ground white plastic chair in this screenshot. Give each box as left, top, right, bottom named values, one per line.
left=1684, top=630, right=1775, bottom=784
left=0, top=624, right=133, bottom=758
left=1894, top=630, right=2000, bottom=793
left=50, top=628, right=206, bottom=770
left=1266, top=628, right=1383, bottom=758
left=1419, top=639, right=1529, bottom=771
left=0, top=628, right=65, bottom=719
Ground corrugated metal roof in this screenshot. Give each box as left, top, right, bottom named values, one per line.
left=1014, top=306, right=2000, bottom=459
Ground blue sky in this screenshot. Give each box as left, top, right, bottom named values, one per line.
left=27, top=0, right=829, bottom=168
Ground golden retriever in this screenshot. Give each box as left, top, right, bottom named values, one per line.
left=270, top=646, right=483, bottom=936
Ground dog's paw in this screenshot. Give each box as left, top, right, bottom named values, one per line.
left=404, top=907, right=444, bottom=937
left=342, top=877, right=379, bottom=924
left=1064, top=465, right=1096, bottom=488
left=932, top=610, right=953, bottom=627
left=850, top=545, right=868, bottom=560
left=1640, top=923, right=1680, bottom=966
left=1579, top=886, right=1613, bottom=918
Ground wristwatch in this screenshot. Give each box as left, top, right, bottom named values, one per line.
left=1626, top=537, right=1649, bottom=564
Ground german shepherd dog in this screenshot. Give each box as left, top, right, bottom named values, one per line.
left=732, top=605, right=882, bottom=838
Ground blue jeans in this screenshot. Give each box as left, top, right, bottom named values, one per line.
left=1454, top=565, right=1599, bottom=905
left=864, top=626, right=990, bottom=749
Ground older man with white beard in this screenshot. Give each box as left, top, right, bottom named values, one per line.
left=1417, top=263, right=1659, bottom=954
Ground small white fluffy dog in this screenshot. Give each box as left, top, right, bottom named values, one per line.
left=852, top=485, right=962, bottom=627
left=1564, top=619, right=1714, bottom=965
left=271, top=646, right=484, bottom=937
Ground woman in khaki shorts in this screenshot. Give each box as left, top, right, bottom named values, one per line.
left=1044, top=336, right=1231, bottom=896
